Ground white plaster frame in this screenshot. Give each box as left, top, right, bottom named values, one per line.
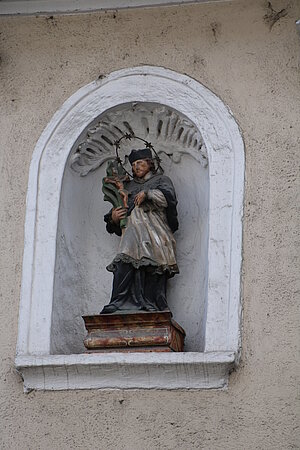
left=16, top=66, right=244, bottom=391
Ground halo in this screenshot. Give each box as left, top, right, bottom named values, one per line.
left=114, top=133, right=163, bottom=179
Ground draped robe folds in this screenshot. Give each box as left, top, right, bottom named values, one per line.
left=103, top=172, right=179, bottom=313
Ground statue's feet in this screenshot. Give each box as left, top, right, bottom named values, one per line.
left=100, top=304, right=118, bottom=314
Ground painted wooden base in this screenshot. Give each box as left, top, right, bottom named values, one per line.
left=83, top=311, right=186, bottom=352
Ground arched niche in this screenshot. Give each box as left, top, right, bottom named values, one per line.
left=51, top=102, right=209, bottom=354
left=16, top=66, right=244, bottom=390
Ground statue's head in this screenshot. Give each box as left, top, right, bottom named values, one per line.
left=128, top=148, right=155, bottom=179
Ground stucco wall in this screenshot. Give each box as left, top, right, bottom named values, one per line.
left=0, top=0, right=299, bottom=448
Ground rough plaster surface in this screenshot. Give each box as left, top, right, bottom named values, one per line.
left=0, top=0, right=299, bottom=448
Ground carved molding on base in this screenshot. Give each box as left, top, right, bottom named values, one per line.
left=83, top=312, right=186, bottom=353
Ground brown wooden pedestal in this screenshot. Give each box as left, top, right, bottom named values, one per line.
left=82, top=311, right=185, bottom=353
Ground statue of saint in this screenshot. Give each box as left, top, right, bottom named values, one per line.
left=101, top=148, right=179, bottom=314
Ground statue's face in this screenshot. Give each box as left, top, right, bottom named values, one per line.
left=132, top=159, right=151, bottom=179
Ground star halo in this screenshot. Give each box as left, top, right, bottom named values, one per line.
left=114, top=133, right=163, bottom=179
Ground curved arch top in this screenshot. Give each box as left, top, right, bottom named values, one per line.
left=16, top=66, right=244, bottom=390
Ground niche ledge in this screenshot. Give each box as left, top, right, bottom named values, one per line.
left=16, top=351, right=236, bottom=391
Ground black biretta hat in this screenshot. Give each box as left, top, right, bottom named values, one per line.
left=128, top=148, right=153, bottom=165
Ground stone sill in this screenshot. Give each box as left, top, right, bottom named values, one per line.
left=16, top=351, right=235, bottom=391
left=0, top=0, right=228, bottom=16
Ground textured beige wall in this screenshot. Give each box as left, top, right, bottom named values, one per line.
left=0, top=0, right=299, bottom=448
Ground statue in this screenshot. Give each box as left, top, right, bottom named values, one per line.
left=101, top=146, right=179, bottom=314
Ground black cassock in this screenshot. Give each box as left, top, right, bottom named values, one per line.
left=101, top=173, right=179, bottom=314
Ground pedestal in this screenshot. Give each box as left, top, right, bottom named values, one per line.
left=82, top=311, right=185, bottom=352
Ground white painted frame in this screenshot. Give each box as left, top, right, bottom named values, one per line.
left=16, top=66, right=244, bottom=390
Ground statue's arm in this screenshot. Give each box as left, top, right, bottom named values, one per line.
left=153, top=176, right=179, bottom=233
left=147, top=189, right=168, bottom=208
left=104, top=210, right=122, bottom=236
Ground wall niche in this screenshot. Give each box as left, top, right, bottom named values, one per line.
left=51, top=102, right=209, bottom=354
left=16, top=66, right=244, bottom=390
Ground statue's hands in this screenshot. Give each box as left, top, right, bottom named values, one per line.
left=112, top=206, right=127, bottom=224
left=134, top=191, right=147, bottom=207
